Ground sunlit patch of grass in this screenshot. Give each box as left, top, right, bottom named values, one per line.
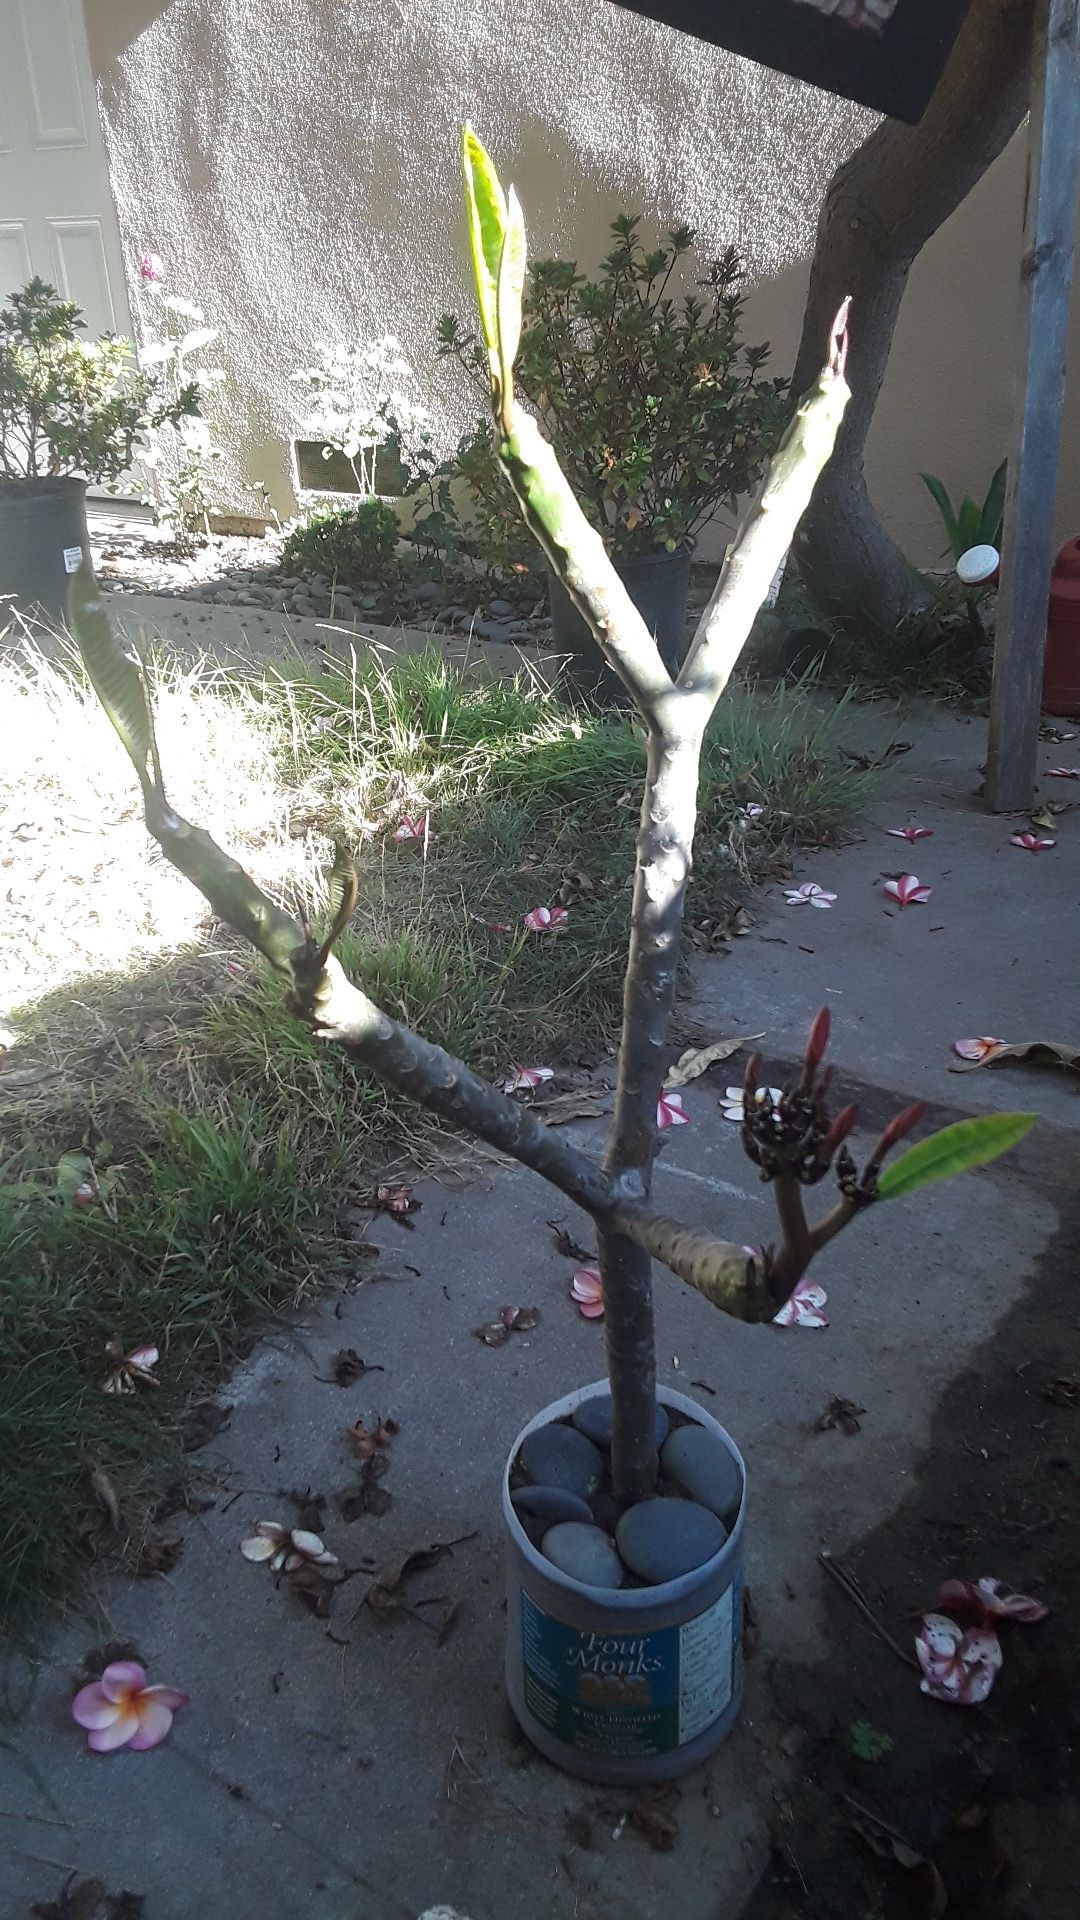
left=0, top=637, right=871, bottom=1636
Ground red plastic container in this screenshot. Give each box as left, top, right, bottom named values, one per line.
left=1044, top=538, right=1080, bottom=717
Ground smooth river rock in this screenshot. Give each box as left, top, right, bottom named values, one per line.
left=511, top=1485, right=594, bottom=1528
left=519, top=1422, right=603, bottom=1499
left=616, top=1497, right=727, bottom=1585
left=571, top=1391, right=670, bottom=1452
left=541, top=1522, right=625, bottom=1589
left=662, top=1425, right=743, bottom=1522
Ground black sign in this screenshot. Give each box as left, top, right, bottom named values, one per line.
left=607, top=0, right=976, bottom=122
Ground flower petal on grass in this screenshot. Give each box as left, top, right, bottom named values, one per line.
left=522, top=906, right=568, bottom=932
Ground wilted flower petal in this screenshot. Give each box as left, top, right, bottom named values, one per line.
left=1046, top=767, right=1080, bottom=779
left=952, top=1036, right=1005, bottom=1062
left=392, top=812, right=432, bottom=844
left=916, top=1613, right=1002, bottom=1705
left=502, top=1065, right=554, bottom=1093
left=1010, top=832, right=1055, bottom=852
left=522, top=906, right=568, bottom=933
left=772, top=1279, right=828, bottom=1329
left=886, top=825, right=933, bottom=842
left=570, top=1266, right=604, bottom=1319
left=784, top=883, right=836, bottom=908
left=656, top=1091, right=689, bottom=1130
left=938, top=1576, right=1049, bottom=1623
left=883, top=873, right=932, bottom=906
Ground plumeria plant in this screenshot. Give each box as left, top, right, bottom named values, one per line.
left=68, top=131, right=1033, bottom=1505
left=137, top=254, right=226, bottom=549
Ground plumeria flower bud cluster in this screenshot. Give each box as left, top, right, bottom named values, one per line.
left=737, top=1008, right=924, bottom=1202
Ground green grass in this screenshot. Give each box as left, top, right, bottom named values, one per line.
left=0, top=641, right=871, bottom=1639
left=757, top=572, right=991, bottom=704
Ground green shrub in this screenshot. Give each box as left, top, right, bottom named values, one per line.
left=281, top=496, right=402, bottom=586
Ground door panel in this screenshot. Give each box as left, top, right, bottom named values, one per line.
left=0, top=0, right=133, bottom=342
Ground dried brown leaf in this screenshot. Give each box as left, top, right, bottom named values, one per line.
left=664, top=1033, right=765, bottom=1090
left=326, top=1347, right=383, bottom=1386
left=529, top=1084, right=613, bottom=1125
left=547, top=1218, right=591, bottom=1261
left=182, top=1400, right=233, bottom=1451
left=88, top=1460, right=120, bottom=1531
left=33, top=1878, right=107, bottom=1920
left=814, top=1394, right=866, bottom=1436
left=472, top=1320, right=511, bottom=1347
left=106, top=1897, right=145, bottom=1920
left=134, top=1530, right=183, bottom=1577
left=347, top=1414, right=399, bottom=1458
left=627, top=1782, right=680, bottom=1852
left=289, top=1563, right=335, bottom=1618
left=951, top=1037, right=1080, bottom=1075
left=286, top=1488, right=326, bottom=1532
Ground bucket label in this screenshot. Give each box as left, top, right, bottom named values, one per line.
left=63, top=546, right=84, bottom=574
left=521, top=1581, right=739, bottom=1758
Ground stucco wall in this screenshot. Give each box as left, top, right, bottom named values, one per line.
left=86, top=0, right=1078, bottom=564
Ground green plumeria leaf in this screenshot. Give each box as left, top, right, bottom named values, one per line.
left=319, top=842, right=359, bottom=960
left=496, top=186, right=527, bottom=400
left=877, top=1112, right=1035, bottom=1201
left=980, top=458, right=1008, bottom=548
left=462, top=125, right=506, bottom=359
left=68, top=565, right=153, bottom=780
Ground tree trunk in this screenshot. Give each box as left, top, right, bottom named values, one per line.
left=790, top=0, right=1035, bottom=630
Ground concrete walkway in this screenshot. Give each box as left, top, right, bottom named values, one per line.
left=2, top=691, right=1077, bottom=1920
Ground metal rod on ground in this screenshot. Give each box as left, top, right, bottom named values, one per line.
left=986, top=0, right=1080, bottom=811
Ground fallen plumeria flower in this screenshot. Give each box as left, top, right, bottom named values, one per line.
left=502, top=1065, right=554, bottom=1093
left=886, top=825, right=933, bottom=842
left=938, top=1576, right=1049, bottom=1624
left=374, top=1184, right=420, bottom=1225
left=1046, top=767, right=1080, bottom=779
left=953, top=1036, right=1006, bottom=1063
left=656, top=1090, right=689, bottom=1130
left=721, top=1084, right=784, bottom=1123
left=772, top=1279, right=828, bottom=1329
left=347, top=1414, right=400, bottom=1457
left=1010, top=831, right=1055, bottom=851
left=740, top=802, right=765, bottom=820
left=392, top=812, right=432, bottom=843
left=883, top=873, right=932, bottom=907
left=570, top=1266, right=604, bottom=1319
left=784, top=882, right=836, bottom=908
left=241, top=1521, right=339, bottom=1572
left=916, top=1614, right=1002, bottom=1706
left=101, top=1341, right=160, bottom=1395
left=522, top=905, right=568, bottom=932
left=71, top=1659, right=188, bottom=1753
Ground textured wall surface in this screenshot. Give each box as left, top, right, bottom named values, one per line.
left=87, top=0, right=1080, bottom=561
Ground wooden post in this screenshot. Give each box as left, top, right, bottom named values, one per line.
left=986, top=0, right=1080, bottom=812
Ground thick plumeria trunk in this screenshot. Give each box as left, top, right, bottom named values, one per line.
left=790, top=0, right=1035, bottom=630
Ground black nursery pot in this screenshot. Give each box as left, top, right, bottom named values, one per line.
left=0, top=476, right=93, bottom=630
left=546, top=543, right=693, bottom=705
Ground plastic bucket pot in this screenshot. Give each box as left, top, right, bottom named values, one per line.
left=546, top=544, right=693, bottom=706
left=0, top=477, right=92, bottom=630
left=503, top=1380, right=746, bottom=1785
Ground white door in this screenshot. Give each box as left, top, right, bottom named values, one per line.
left=0, top=0, right=133, bottom=341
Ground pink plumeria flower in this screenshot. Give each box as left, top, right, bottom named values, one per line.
left=885, top=825, right=933, bottom=842
left=772, top=1279, right=828, bottom=1328
left=938, top=1577, right=1049, bottom=1625
left=784, top=882, right=836, bottom=909
left=915, top=1614, right=1003, bottom=1706
left=883, top=873, right=932, bottom=907
left=240, top=1522, right=339, bottom=1573
left=1010, top=832, right=1055, bottom=852
left=721, top=1085, right=783, bottom=1123
left=1046, top=767, right=1080, bottom=779
left=522, top=906, right=568, bottom=933
left=101, top=1341, right=160, bottom=1394
left=656, top=1090, right=689, bottom=1130
left=392, top=812, right=432, bottom=844
left=570, top=1266, right=604, bottom=1319
left=502, top=1065, right=554, bottom=1093
left=139, top=251, right=165, bottom=284
left=952, top=1036, right=1006, bottom=1063
left=71, top=1660, right=188, bottom=1753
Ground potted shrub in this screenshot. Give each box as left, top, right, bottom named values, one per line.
left=68, top=133, right=1033, bottom=1786
left=439, top=213, right=787, bottom=699
left=0, top=278, right=197, bottom=626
